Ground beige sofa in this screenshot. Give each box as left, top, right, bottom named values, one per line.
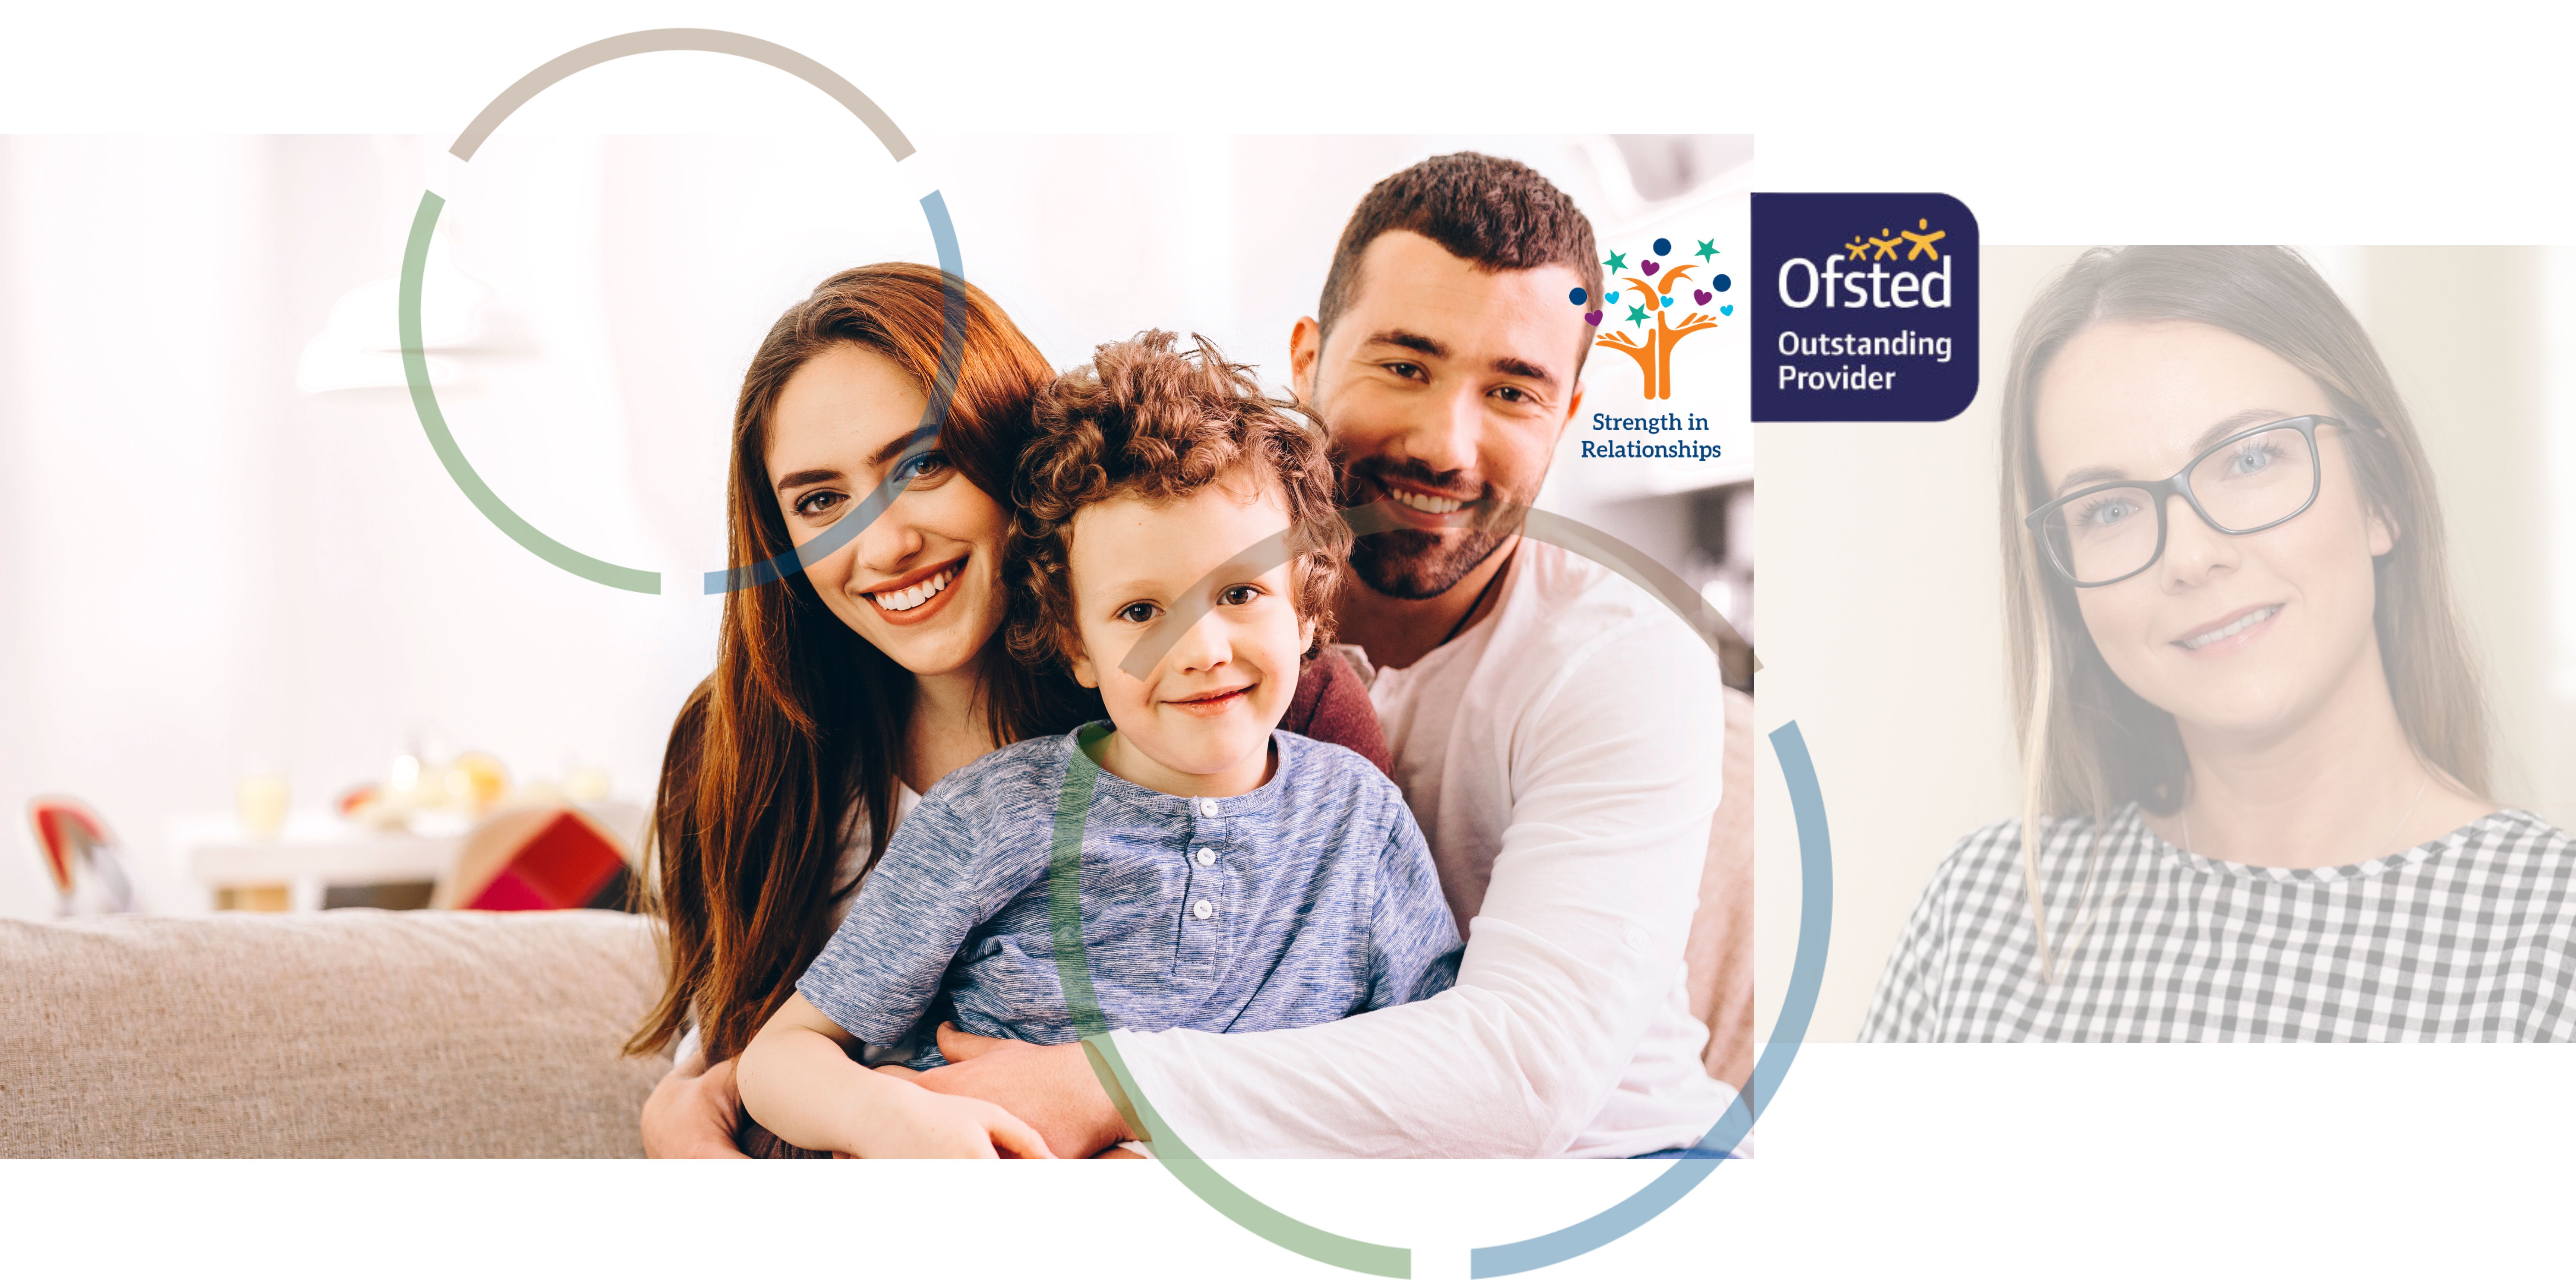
left=0, top=910, right=670, bottom=1157
left=0, top=693, right=1754, bottom=1158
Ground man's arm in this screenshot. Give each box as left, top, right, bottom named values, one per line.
left=1105, top=618, right=1724, bottom=1156
left=1685, top=688, right=1757, bottom=1093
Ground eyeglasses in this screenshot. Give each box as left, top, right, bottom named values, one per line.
left=2023, top=415, right=2340, bottom=588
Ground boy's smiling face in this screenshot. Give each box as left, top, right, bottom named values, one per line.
left=1065, top=464, right=1314, bottom=799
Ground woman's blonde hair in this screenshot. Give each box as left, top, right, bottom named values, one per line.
left=1997, top=246, right=2491, bottom=978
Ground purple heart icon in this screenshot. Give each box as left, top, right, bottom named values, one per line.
left=1583, top=309, right=1604, bottom=327
left=1639, top=259, right=1660, bottom=275
left=1693, top=289, right=1712, bottom=306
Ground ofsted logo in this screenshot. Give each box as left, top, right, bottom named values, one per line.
left=1752, top=193, right=1979, bottom=422
left=1776, top=220, right=1956, bottom=311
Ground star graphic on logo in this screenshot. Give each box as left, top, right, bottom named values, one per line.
left=1603, top=250, right=1629, bottom=272
left=1696, top=239, right=1719, bottom=261
left=1625, top=303, right=1650, bottom=326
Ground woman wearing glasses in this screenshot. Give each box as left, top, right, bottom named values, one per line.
left=1861, top=245, right=2576, bottom=1041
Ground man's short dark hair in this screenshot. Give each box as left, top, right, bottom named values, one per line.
left=1316, top=151, right=1602, bottom=368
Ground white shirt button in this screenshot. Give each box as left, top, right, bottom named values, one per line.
left=1623, top=924, right=1650, bottom=951
left=1191, top=899, right=1214, bottom=919
left=1198, top=799, right=1219, bottom=817
left=1194, top=847, right=1216, bottom=868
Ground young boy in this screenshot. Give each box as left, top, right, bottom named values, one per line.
left=736, top=331, right=1462, bottom=1159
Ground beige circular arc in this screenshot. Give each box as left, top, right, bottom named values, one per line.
left=444, top=28, right=913, bottom=163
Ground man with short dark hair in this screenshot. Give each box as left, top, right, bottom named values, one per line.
left=925, top=152, right=1733, bottom=1158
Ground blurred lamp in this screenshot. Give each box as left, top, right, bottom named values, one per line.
left=295, top=230, right=494, bottom=394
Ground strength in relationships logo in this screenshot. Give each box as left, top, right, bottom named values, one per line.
left=1571, top=235, right=1734, bottom=401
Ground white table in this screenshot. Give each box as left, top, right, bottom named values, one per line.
left=170, top=802, right=645, bottom=912
left=171, top=811, right=469, bottom=912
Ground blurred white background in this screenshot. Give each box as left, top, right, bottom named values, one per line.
left=0, top=132, right=1752, bottom=920
left=1758, top=246, right=2576, bottom=1040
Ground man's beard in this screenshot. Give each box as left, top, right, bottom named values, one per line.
left=1336, top=454, right=1527, bottom=600
left=1348, top=524, right=1512, bottom=601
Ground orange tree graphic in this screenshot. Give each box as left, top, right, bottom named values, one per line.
left=1591, top=239, right=1729, bottom=400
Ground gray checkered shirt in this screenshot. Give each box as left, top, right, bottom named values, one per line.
left=1860, top=805, right=2576, bottom=1041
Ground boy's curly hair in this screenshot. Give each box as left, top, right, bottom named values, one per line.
left=1008, top=330, right=1349, bottom=674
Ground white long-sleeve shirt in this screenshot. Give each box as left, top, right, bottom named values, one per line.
left=1106, top=540, right=1735, bottom=1157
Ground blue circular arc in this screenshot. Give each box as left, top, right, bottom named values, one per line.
left=1469, top=720, right=1832, bottom=1277
left=1050, top=502, right=1804, bottom=1278
left=701, top=192, right=967, bottom=594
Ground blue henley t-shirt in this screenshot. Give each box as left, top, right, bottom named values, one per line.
left=797, top=723, right=1462, bottom=1068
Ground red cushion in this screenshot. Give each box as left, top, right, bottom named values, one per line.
left=462, top=812, right=624, bottom=912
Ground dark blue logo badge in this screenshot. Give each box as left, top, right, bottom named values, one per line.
left=1752, top=192, right=1979, bottom=422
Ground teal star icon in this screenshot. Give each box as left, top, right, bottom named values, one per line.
left=1625, top=303, right=1650, bottom=326
left=1695, top=239, right=1719, bottom=260
left=1604, top=250, right=1629, bottom=273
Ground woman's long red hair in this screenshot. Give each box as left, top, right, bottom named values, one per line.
left=626, top=263, right=1096, bottom=1064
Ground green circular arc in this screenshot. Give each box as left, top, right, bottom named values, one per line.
left=398, top=28, right=923, bottom=595
left=399, top=190, right=662, bottom=594
left=1046, top=508, right=1821, bottom=1279
left=1048, top=726, right=1411, bottom=1278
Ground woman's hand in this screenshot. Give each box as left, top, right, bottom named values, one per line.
left=641, top=1056, right=750, bottom=1159
left=865, top=1077, right=1055, bottom=1159
left=912, top=1024, right=1130, bottom=1159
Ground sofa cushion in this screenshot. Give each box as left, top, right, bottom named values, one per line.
left=0, top=909, right=670, bottom=1158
